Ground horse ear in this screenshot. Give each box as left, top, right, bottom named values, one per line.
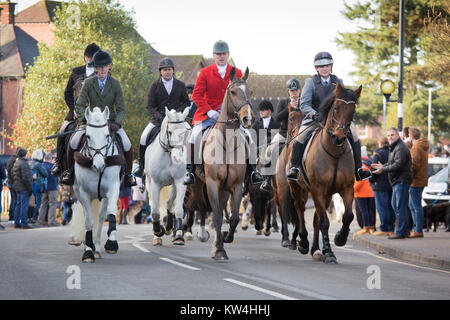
left=229, top=67, right=236, bottom=81
left=103, top=106, right=110, bottom=120
left=335, top=81, right=344, bottom=96
left=182, top=107, right=190, bottom=120
left=165, top=106, right=170, bottom=118
left=354, top=85, right=363, bottom=99
left=242, top=67, right=249, bottom=81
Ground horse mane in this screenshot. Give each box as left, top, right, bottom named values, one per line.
left=316, top=86, right=358, bottom=124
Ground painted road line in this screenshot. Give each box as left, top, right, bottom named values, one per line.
left=132, top=243, right=151, bottom=253
left=224, top=278, right=297, bottom=300
left=160, top=257, right=201, bottom=271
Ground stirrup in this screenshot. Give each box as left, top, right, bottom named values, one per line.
left=356, top=168, right=372, bottom=181
left=260, top=179, right=272, bottom=192
left=132, top=166, right=144, bottom=178
left=287, top=167, right=300, bottom=181
left=250, top=171, right=264, bottom=185
left=125, top=174, right=137, bottom=187
left=61, top=170, right=74, bottom=186
left=51, top=163, right=62, bottom=177
left=183, top=172, right=195, bottom=185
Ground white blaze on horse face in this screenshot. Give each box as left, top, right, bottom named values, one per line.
left=237, top=84, right=252, bottom=124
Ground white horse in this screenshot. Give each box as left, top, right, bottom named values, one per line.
left=144, top=107, right=190, bottom=246
left=70, top=107, right=122, bottom=262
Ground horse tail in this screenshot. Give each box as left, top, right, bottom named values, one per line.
left=69, top=199, right=102, bottom=242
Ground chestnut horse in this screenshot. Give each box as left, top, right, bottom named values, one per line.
left=290, top=82, right=362, bottom=264
left=273, top=104, right=305, bottom=249
left=198, top=67, right=255, bottom=261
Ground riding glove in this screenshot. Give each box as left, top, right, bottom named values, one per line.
left=207, top=109, right=220, bottom=121
left=109, top=121, right=121, bottom=132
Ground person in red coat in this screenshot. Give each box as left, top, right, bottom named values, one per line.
left=183, top=40, right=263, bottom=186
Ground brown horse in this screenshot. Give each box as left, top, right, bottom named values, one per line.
left=273, top=104, right=305, bottom=248
left=290, top=82, right=362, bottom=264
left=199, top=67, right=255, bottom=261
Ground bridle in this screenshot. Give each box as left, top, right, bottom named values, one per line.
left=216, top=80, right=253, bottom=125
left=84, top=122, right=114, bottom=160
left=159, top=119, right=189, bottom=152
left=325, top=97, right=356, bottom=144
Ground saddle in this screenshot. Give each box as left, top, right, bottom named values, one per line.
left=145, top=126, right=161, bottom=147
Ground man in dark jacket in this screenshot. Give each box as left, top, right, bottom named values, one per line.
left=372, top=127, right=412, bottom=239
left=12, top=148, right=33, bottom=229
left=52, top=43, right=100, bottom=177
left=135, top=57, right=190, bottom=177
left=36, top=153, right=60, bottom=227
left=6, top=154, right=18, bottom=223
left=369, top=137, right=395, bottom=236
left=0, top=160, right=6, bottom=230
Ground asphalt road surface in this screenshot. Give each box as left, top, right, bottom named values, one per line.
left=1, top=208, right=449, bottom=301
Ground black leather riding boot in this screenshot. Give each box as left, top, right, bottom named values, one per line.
left=123, top=149, right=137, bottom=187
left=351, top=138, right=371, bottom=181
left=183, top=144, right=196, bottom=185
left=61, top=147, right=76, bottom=186
left=287, top=141, right=305, bottom=181
left=51, top=135, right=65, bottom=176
left=260, top=175, right=273, bottom=192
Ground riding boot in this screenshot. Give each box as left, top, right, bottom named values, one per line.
left=260, top=175, right=273, bottom=192
left=351, top=138, right=371, bottom=181
left=61, top=146, right=76, bottom=186
left=183, top=144, right=196, bottom=185
left=287, top=141, right=306, bottom=181
left=133, top=144, right=146, bottom=178
left=242, top=174, right=250, bottom=196
left=248, top=163, right=264, bottom=185
left=51, top=135, right=65, bottom=177
left=123, top=149, right=137, bottom=187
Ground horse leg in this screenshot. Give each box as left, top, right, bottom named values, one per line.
left=197, top=210, right=210, bottom=242
left=164, top=186, right=176, bottom=235
left=183, top=209, right=194, bottom=241
left=104, top=197, right=120, bottom=254
left=150, top=182, right=164, bottom=245
left=264, top=202, right=271, bottom=237
left=315, top=194, right=337, bottom=264
left=93, top=199, right=107, bottom=259
left=172, top=182, right=186, bottom=245
left=335, top=188, right=355, bottom=247
left=310, top=212, right=322, bottom=261
left=223, top=189, right=241, bottom=243
left=80, top=194, right=95, bottom=263
left=291, top=186, right=308, bottom=253
left=206, top=180, right=227, bottom=261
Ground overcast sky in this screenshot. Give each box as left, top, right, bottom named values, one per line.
left=17, top=0, right=361, bottom=83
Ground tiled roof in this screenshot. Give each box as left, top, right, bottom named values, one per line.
left=0, top=24, right=24, bottom=77
left=15, top=0, right=61, bottom=23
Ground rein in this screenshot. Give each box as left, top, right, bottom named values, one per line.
left=159, top=120, right=189, bottom=152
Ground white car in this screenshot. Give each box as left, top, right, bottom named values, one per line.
left=422, top=165, right=449, bottom=207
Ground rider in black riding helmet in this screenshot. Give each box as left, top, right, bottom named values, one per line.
left=286, top=52, right=371, bottom=183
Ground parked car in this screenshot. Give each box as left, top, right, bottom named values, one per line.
left=422, top=166, right=449, bottom=207
left=428, top=156, right=448, bottom=177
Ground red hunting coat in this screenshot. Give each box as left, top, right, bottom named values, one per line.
left=192, top=64, right=242, bottom=124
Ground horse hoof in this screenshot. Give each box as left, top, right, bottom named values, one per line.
left=82, top=250, right=95, bottom=263
left=264, top=230, right=271, bottom=237
left=154, top=226, right=166, bottom=238
left=222, top=231, right=234, bottom=243
left=212, top=250, right=229, bottom=261
left=256, top=230, right=262, bottom=236
left=324, top=253, right=338, bottom=264
left=185, top=232, right=193, bottom=241
left=153, top=237, right=162, bottom=246
left=104, top=239, right=119, bottom=254
left=334, top=231, right=348, bottom=247
left=94, top=251, right=102, bottom=259
left=288, top=243, right=297, bottom=250
left=197, top=231, right=210, bottom=242
left=241, top=225, right=248, bottom=231
left=172, top=237, right=185, bottom=246
left=281, top=240, right=290, bottom=247
left=296, top=240, right=309, bottom=255
left=165, top=228, right=173, bottom=236
left=312, top=250, right=324, bottom=261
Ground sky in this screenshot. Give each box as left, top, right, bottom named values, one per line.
left=16, top=0, right=361, bottom=84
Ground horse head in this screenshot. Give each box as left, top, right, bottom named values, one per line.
left=227, top=67, right=255, bottom=128
left=84, top=106, right=112, bottom=173
left=328, top=82, right=362, bottom=146
left=162, top=106, right=190, bottom=164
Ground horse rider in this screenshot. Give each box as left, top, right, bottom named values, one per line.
left=286, top=51, right=371, bottom=182
left=186, top=83, right=197, bottom=125
left=51, top=43, right=100, bottom=177
left=183, top=40, right=264, bottom=186
left=258, top=78, right=301, bottom=192
left=134, top=57, right=190, bottom=178
left=61, top=50, right=136, bottom=187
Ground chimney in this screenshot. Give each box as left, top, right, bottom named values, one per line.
left=0, top=0, right=16, bottom=25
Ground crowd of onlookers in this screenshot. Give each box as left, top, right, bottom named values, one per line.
left=0, top=147, right=74, bottom=230
left=355, top=126, right=448, bottom=239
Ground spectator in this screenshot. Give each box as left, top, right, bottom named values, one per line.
left=36, top=153, right=60, bottom=227
left=0, top=160, right=6, bottom=230
left=372, top=127, right=412, bottom=239
left=6, top=153, right=18, bottom=223
left=354, top=146, right=376, bottom=235
left=118, top=179, right=132, bottom=224
left=402, top=126, right=412, bottom=149
left=408, top=127, right=429, bottom=238
left=30, top=149, right=48, bottom=223
left=12, top=147, right=33, bottom=229
left=370, top=137, right=396, bottom=236
left=60, top=185, right=73, bottom=225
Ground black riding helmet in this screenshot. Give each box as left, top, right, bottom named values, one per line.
left=92, top=50, right=112, bottom=67
left=314, top=52, right=334, bottom=67
left=84, top=43, right=100, bottom=58
left=186, top=83, right=195, bottom=94
left=258, top=100, right=274, bottom=112
left=159, top=57, right=175, bottom=71
left=286, top=78, right=301, bottom=91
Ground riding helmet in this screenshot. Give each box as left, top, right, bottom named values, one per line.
left=92, top=50, right=112, bottom=67
left=186, top=83, right=195, bottom=94
left=314, top=52, right=334, bottom=67
left=258, top=100, right=274, bottom=112
left=84, top=43, right=100, bottom=58
left=213, top=40, right=229, bottom=54
left=286, top=78, right=301, bottom=91
left=158, top=57, right=175, bottom=70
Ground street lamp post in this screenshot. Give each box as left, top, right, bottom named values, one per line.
left=380, top=79, right=396, bottom=135
left=398, top=0, right=405, bottom=132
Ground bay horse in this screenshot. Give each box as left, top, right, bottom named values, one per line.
left=201, top=67, right=255, bottom=261
left=273, top=104, right=305, bottom=249
left=291, top=82, right=362, bottom=264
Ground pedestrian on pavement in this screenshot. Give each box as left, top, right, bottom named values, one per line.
left=31, top=149, right=48, bottom=223
left=12, top=147, right=33, bottom=229
left=408, top=127, right=429, bottom=238
left=354, top=146, right=376, bottom=235
left=372, top=127, right=412, bottom=239
left=60, top=185, right=73, bottom=225
left=402, top=126, right=412, bottom=149
left=0, top=160, right=7, bottom=230
left=37, top=153, right=60, bottom=227
left=6, top=153, right=18, bottom=224
left=369, top=136, right=396, bottom=236
left=118, top=179, right=132, bottom=224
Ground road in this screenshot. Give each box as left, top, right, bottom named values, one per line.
left=1, top=207, right=449, bottom=302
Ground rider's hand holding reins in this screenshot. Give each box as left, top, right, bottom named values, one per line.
left=109, top=121, right=121, bottom=132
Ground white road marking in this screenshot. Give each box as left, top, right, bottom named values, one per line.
left=132, top=243, right=151, bottom=253
left=160, top=257, right=200, bottom=271
left=224, top=278, right=297, bottom=300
